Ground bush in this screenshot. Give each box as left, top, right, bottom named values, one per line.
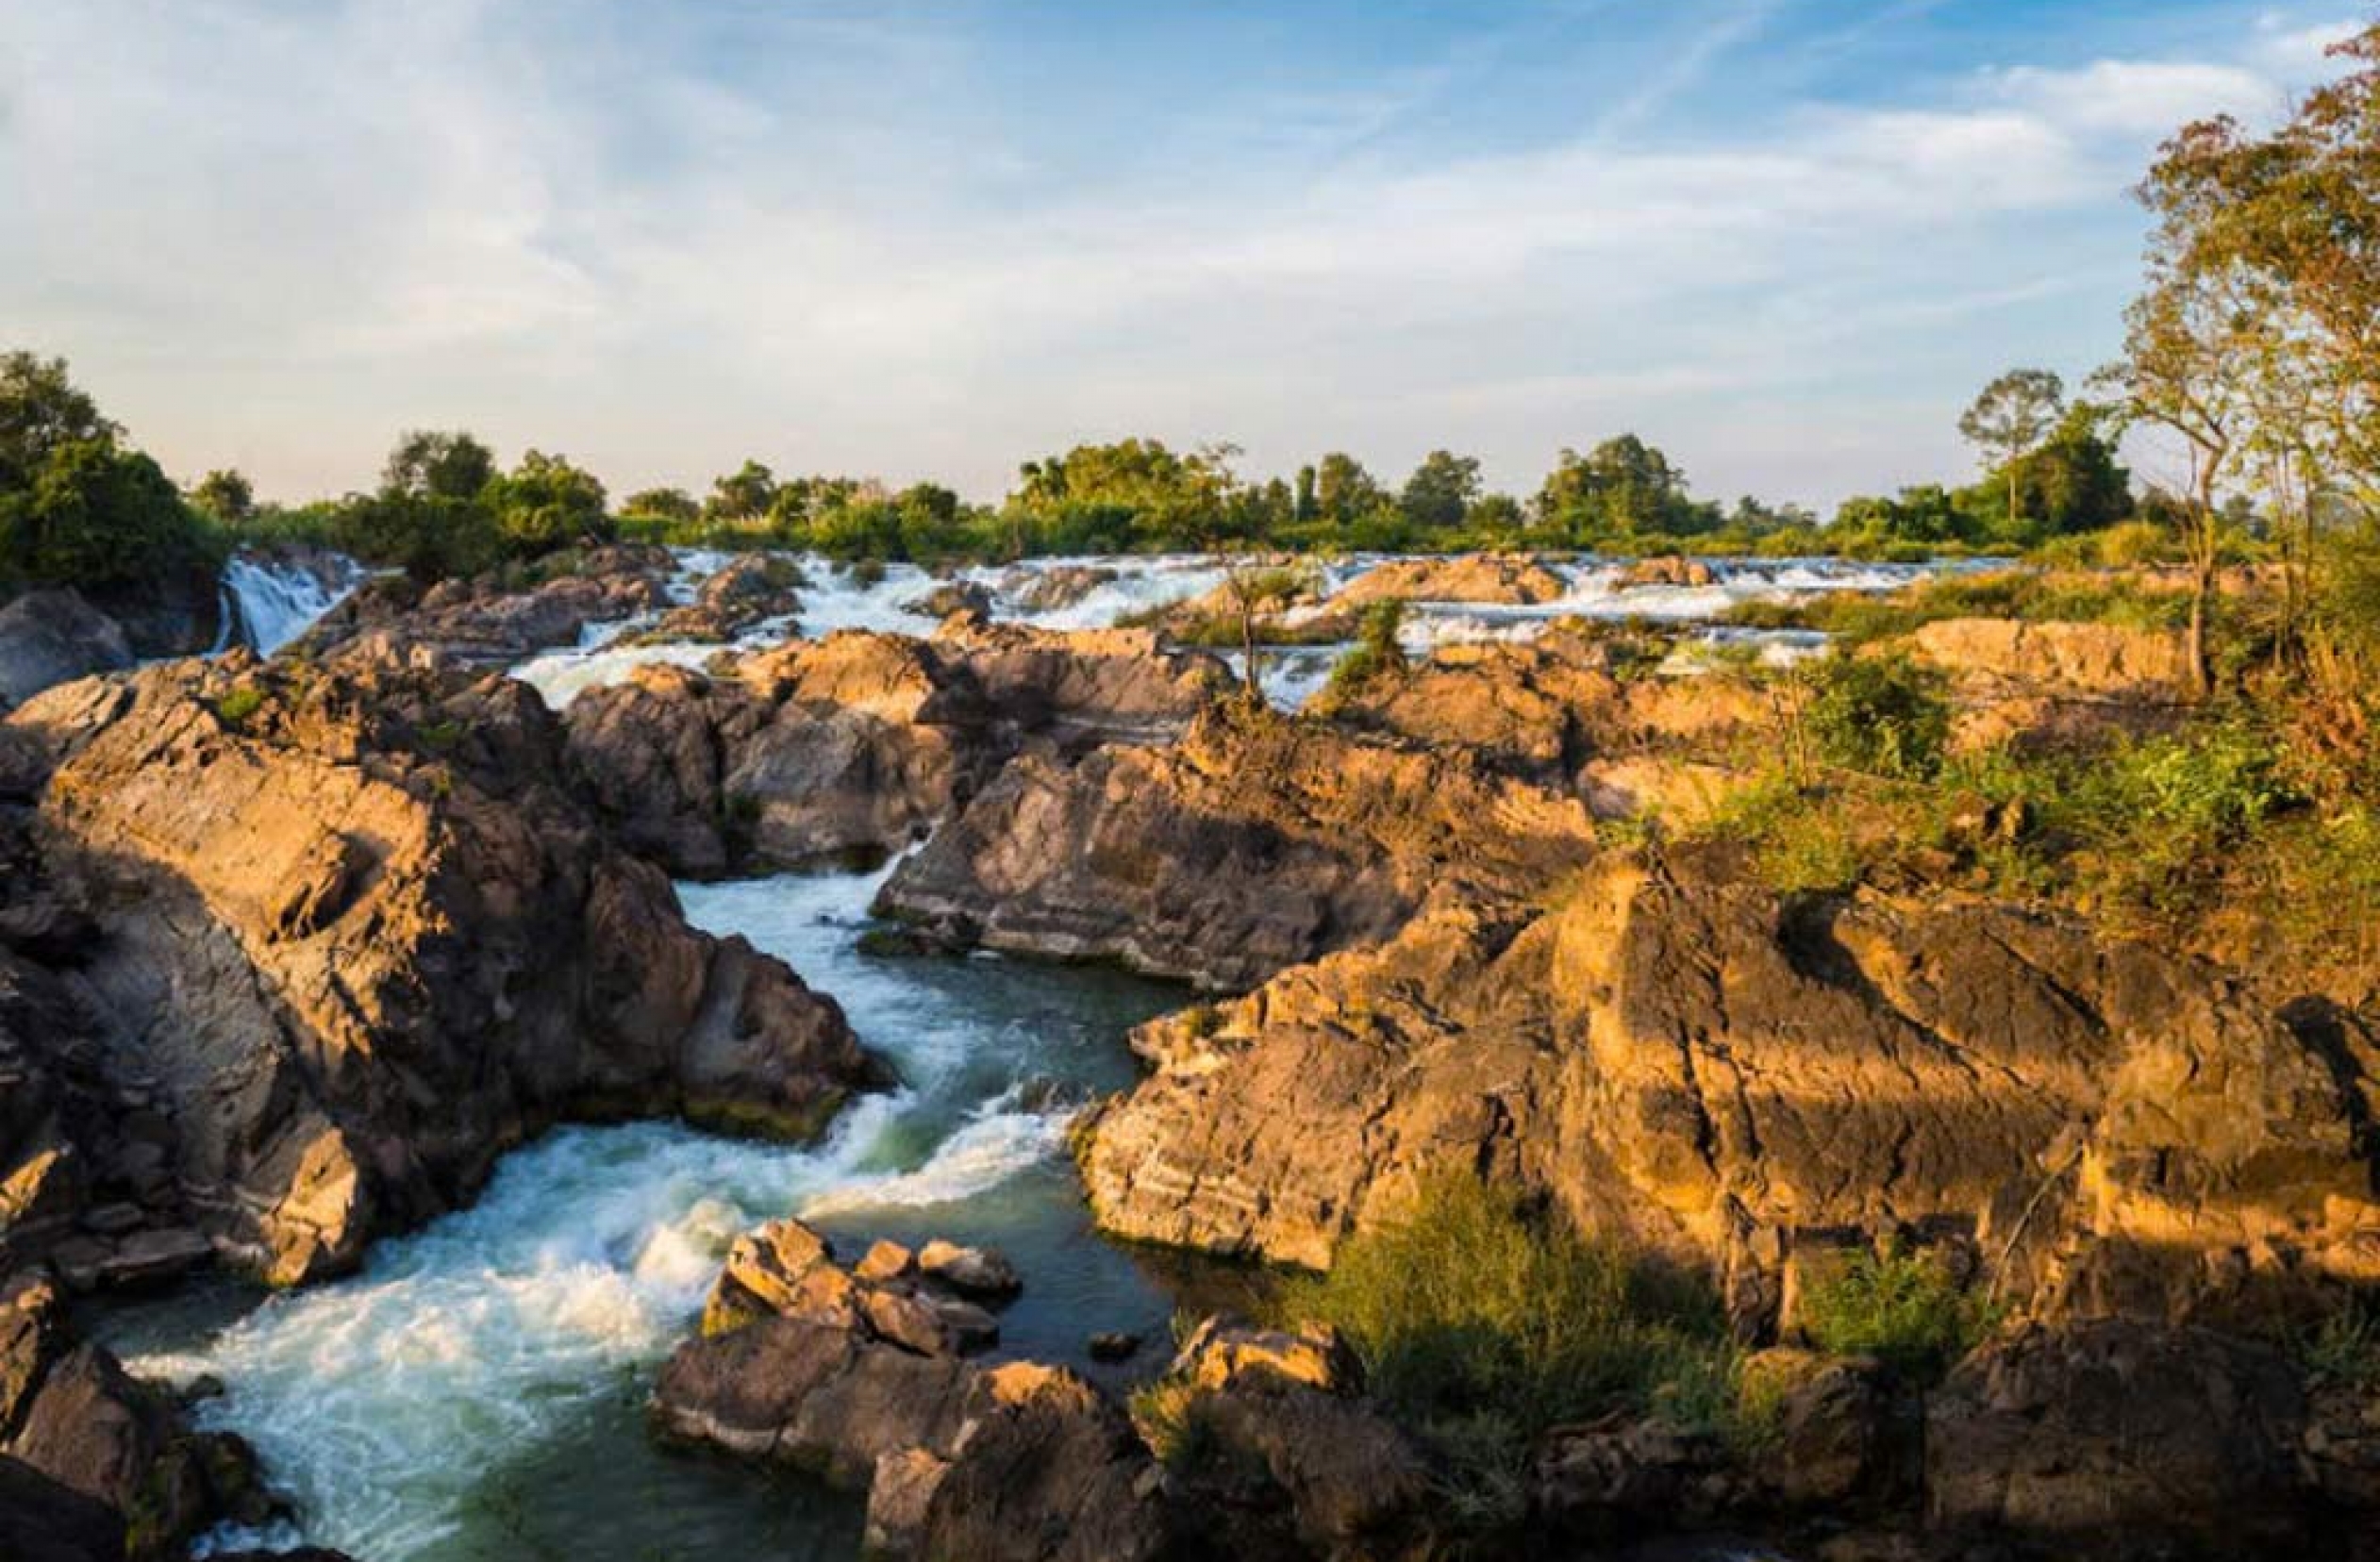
left=214, top=687, right=265, bottom=727
left=1280, top=1172, right=1728, bottom=1433
left=1804, top=652, right=1951, bottom=781
left=1797, top=1241, right=1995, bottom=1380
left=1317, top=598, right=1410, bottom=706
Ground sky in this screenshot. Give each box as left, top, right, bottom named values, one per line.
left=0, top=1, right=2366, bottom=512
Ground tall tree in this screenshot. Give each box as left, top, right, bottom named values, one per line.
left=190, top=468, right=256, bottom=524
left=1958, top=369, right=2066, bottom=531
left=382, top=430, right=495, bottom=504
left=0, top=351, right=113, bottom=492
left=1399, top=450, right=1483, bottom=531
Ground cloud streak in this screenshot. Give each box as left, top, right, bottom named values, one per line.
left=0, top=1, right=2359, bottom=509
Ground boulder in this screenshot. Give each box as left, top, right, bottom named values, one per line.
left=918, top=1238, right=1021, bottom=1298
left=1326, top=553, right=1569, bottom=609
left=0, top=592, right=132, bottom=708
left=1739, top=1348, right=1920, bottom=1513
left=641, top=554, right=805, bottom=643
left=4, top=658, right=879, bottom=1283
left=300, top=545, right=677, bottom=667
left=1616, top=556, right=1719, bottom=590
left=903, top=580, right=993, bottom=622
left=1000, top=564, right=1117, bottom=613
left=0, top=1454, right=123, bottom=1562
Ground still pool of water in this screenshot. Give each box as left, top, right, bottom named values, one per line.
left=94, top=861, right=1220, bottom=1561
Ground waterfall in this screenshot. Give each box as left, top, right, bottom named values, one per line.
left=219, top=552, right=360, bottom=655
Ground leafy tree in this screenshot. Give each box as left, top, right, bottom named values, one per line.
left=382, top=430, right=496, bottom=504
left=1292, top=463, right=1318, bottom=523
left=481, top=449, right=609, bottom=553
left=1535, top=435, right=1707, bottom=542
left=707, top=459, right=777, bottom=523
left=620, top=486, right=698, bottom=522
left=2005, top=404, right=2132, bottom=539
left=0, top=351, right=113, bottom=492
left=1958, top=369, right=2066, bottom=531
left=190, top=468, right=257, bottom=524
left=4, top=438, right=203, bottom=588
left=1313, top=452, right=1388, bottom=529
left=1400, top=450, right=1483, bottom=531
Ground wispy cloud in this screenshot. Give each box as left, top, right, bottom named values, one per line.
left=0, top=2, right=2361, bottom=509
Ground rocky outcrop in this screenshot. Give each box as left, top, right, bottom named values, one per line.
left=654, top=1221, right=1165, bottom=1562
left=1, top=1271, right=275, bottom=1557
left=1924, top=1321, right=2312, bottom=1556
left=564, top=623, right=1231, bottom=875
left=879, top=706, right=1600, bottom=989
left=301, top=544, right=676, bottom=667
left=2, top=656, right=879, bottom=1284
left=640, top=554, right=803, bottom=644
left=1082, top=850, right=2380, bottom=1323
left=1326, top=552, right=1569, bottom=609
left=1898, top=618, right=2194, bottom=752
left=998, top=564, right=1117, bottom=613
left=0, top=592, right=133, bottom=708
left=1615, top=556, right=1719, bottom=590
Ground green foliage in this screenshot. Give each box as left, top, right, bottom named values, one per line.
left=214, top=687, right=265, bottom=727
left=1280, top=1172, right=1730, bottom=1436
left=1796, top=1242, right=1995, bottom=1381
left=0, top=353, right=218, bottom=591
left=189, top=468, right=256, bottom=524
left=382, top=429, right=495, bottom=504
left=1319, top=598, right=1410, bottom=705
left=2299, top=1299, right=2380, bottom=1393
left=1701, top=772, right=1874, bottom=892
left=1805, top=652, right=1952, bottom=781
left=481, top=449, right=611, bottom=553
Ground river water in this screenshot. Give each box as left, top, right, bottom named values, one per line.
left=99, top=862, right=1207, bottom=1560
left=99, top=547, right=1923, bottom=1558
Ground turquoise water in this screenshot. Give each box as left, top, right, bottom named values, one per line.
left=95, top=860, right=1207, bottom=1561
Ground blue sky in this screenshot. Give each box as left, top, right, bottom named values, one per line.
left=0, top=1, right=2363, bottom=510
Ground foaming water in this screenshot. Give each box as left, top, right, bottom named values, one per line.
left=102, top=859, right=1191, bottom=1561
left=221, top=553, right=362, bottom=655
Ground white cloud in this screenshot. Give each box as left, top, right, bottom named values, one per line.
left=0, top=2, right=2361, bottom=509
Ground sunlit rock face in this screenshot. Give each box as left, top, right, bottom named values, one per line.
left=1083, top=849, right=2380, bottom=1329
left=1, top=655, right=878, bottom=1285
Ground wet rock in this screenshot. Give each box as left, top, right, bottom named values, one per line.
left=1087, top=1331, right=1141, bottom=1363
left=5, top=657, right=879, bottom=1284
left=903, top=580, right=993, bottom=622
left=1001, top=564, right=1117, bottom=613
left=642, top=554, right=805, bottom=643
left=856, top=1238, right=918, bottom=1283
left=301, top=544, right=677, bottom=667
left=0, top=591, right=132, bottom=708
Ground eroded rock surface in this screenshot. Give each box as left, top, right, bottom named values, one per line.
left=301, top=545, right=676, bottom=667
left=3, top=656, right=878, bottom=1284
left=1326, top=552, right=1569, bottom=609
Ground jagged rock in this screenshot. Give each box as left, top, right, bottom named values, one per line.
left=698, top=1217, right=1007, bottom=1358
left=0, top=591, right=132, bottom=708
left=1083, top=850, right=2380, bottom=1322
left=3, top=658, right=878, bottom=1283
left=1172, top=1317, right=1357, bottom=1394
left=1536, top=1416, right=1735, bottom=1529
left=1924, top=1321, right=2309, bottom=1556
left=1898, top=618, right=2194, bottom=752
left=301, top=544, right=676, bottom=666
left=640, top=554, right=805, bottom=644
left=1000, top=564, right=1117, bottom=613
left=880, top=707, right=1597, bottom=990
left=1326, top=553, right=1569, bottom=609
left=564, top=624, right=1229, bottom=873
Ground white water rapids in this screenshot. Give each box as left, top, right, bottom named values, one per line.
left=217, top=553, right=363, bottom=655
left=106, top=864, right=1190, bottom=1561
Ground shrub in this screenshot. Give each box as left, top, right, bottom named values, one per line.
left=1279, top=1172, right=1728, bottom=1433
left=214, top=687, right=265, bottom=727
left=1797, top=1241, right=1994, bottom=1380
left=1318, top=598, right=1410, bottom=706
left=1804, top=652, right=1951, bottom=781
left=2299, top=1299, right=2380, bottom=1392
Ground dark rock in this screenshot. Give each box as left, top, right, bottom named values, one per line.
left=0, top=592, right=132, bottom=707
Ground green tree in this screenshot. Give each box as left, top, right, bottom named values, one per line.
left=0, top=351, right=113, bottom=492
left=2005, top=404, right=2132, bottom=538
left=1536, top=435, right=1703, bottom=542
left=382, top=429, right=496, bottom=504
left=707, top=459, right=777, bottom=523
left=1313, top=452, right=1387, bottom=529
left=1958, top=369, right=2066, bottom=531
left=482, top=449, right=609, bottom=553
left=1400, top=450, right=1483, bottom=531
left=190, top=468, right=257, bottom=524
left=620, top=486, right=699, bottom=522
left=4, top=439, right=203, bottom=588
